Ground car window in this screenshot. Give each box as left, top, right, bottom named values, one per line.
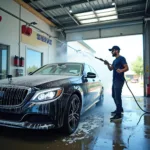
left=40, top=67, right=54, bottom=74
left=33, top=64, right=82, bottom=76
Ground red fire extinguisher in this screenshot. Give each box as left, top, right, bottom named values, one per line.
left=22, top=25, right=27, bottom=34
left=26, top=27, right=32, bottom=36
left=19, top=57, right=24, bottom=67
left=14, top=55, right=19, bottom=66
left=0, top=16, right=2, bottom=22
left=146, top=84, right=150, bottom=97
left=22, top=25, right=32, bottom=36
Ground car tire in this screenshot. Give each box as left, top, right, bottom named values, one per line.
left=96, top=88, right=104, bottom=106
left=63, top=94, right=81, bottom=135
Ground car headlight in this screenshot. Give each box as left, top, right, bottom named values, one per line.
left=31, top=88, right=63, bottom=101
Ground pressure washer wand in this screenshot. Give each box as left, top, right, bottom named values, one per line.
left=95, top=57, right=104, bottom=62
left=95, top=57, right=111, bottom=65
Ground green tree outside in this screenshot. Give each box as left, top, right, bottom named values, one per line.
left=131, top=56, right=143, bottom=79
left=27, top=65, right=39, bottom=73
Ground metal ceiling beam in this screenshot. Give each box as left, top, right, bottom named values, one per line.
left=59, top=11, right=144, bottom=26
left=30, top=0, right=63, bottom=26
left=119, top=10, right=145, bottom=16
left=59, top=4, right=80, bottom=25
left=53, top=2, right=145, bottom=19
left=87, top=0, right=100, bottom=22
left=14, top=0, right=56, bottom=26
left=36, top=1, right=145, bottom=13
left=145, top=0, right=150, bottom=14
left=64, top=17, right=143, bottom=33
left=118, top=1, right=145, bottom=11
left=114, top=0, right=118, bottom=19
left=37, top=0, right=97, bottom=12
left=56, top=10, right=145, bottom=28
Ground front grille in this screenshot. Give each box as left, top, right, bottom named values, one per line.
left=0, top=112, right=23, bottom=121
left=0, top=87, right=28, bottom=106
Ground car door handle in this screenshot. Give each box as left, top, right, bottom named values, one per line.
left=93, top=79, right=95, bottom=82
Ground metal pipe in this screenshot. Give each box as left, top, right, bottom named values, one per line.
left=0, top=6, right=53, bottom=36
left=19, top=5, right=21, bottom=57
left=0, top=6, right=80, bottom=53
left=59, top=4, right=80, bottom=25
left=30, top=0, right=63, bottom=27
left=145, top=0, right=149, bottom=14
left=87, top=0, right=100, bottom=22
left=114, top=0, right=118, bottom=17
left=145, top=17, right=150, bottom=21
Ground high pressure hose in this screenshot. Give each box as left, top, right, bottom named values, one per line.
left=95, top=56, right=150, bottom=114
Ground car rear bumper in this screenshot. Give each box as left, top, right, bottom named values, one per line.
left=0, top=119, right=55, bottom=130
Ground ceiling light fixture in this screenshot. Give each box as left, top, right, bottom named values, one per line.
left=112, top=0, right=115, bottom=6
left=69, top=6, right=72, bottom=13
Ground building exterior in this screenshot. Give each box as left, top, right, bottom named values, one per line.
left=0, top=0, right=95, bottom=80
left=0, top=0, right=63, bottom=78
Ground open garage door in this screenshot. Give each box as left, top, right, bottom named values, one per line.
left=67, top=35, right=144, bottom=97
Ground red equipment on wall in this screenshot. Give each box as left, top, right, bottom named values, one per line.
left=26, top=27, right=32, bottom=36
left=146, top=84, right=150, bottom=97
left=14, top=55, right=19, bottom=66
left=0, top=16, right=2, bottom=22
left=22, top=25, right=27, bottom=34
left=22, top=25, right=32, bottom=36
left=19, top=57, right=24, bottom=67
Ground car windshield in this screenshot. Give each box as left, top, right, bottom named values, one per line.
left=32, top=63, right=82, bottom=76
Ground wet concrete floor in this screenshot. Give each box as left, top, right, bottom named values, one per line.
left=0, top=94, right=150, bottom=150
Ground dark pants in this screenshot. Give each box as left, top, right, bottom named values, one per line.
left=112, top=81, right=124, bottom=115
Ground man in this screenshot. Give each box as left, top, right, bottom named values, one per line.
left=104, top=46, right=129, bottom=121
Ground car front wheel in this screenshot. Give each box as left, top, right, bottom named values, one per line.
left=63, top=94, right=81, bottom=134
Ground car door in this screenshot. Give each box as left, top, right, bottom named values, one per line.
left=89, top=66, right=102, bottom=102
left=82, top=64, right=93, bottom=108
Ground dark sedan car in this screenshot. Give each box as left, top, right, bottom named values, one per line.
left=0, top=62, right=104, bottom=134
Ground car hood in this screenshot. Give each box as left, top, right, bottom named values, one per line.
left=0, top=75, right=76, bottom=87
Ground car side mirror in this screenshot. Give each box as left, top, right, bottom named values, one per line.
left=87, top=72, right=96, bottom=78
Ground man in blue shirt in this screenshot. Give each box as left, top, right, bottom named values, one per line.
left=104, top=46, right=129, bottom=121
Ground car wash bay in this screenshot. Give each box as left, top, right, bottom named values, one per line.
left=0, top=0, right=150, bottom=150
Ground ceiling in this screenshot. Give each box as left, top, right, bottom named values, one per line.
left=23, top=0, right=149, bottom=29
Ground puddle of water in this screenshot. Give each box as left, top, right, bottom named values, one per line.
left=62, top=115, right=104, bottom=144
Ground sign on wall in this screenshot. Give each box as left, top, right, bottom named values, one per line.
left=22, top=30, right=52, bottom=47
left=37, top=34, right=52, bottom=45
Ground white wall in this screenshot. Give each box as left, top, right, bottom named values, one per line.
left=0, top=0, right=20, bottom=76
left=0, top=0, right=60, bottom=77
